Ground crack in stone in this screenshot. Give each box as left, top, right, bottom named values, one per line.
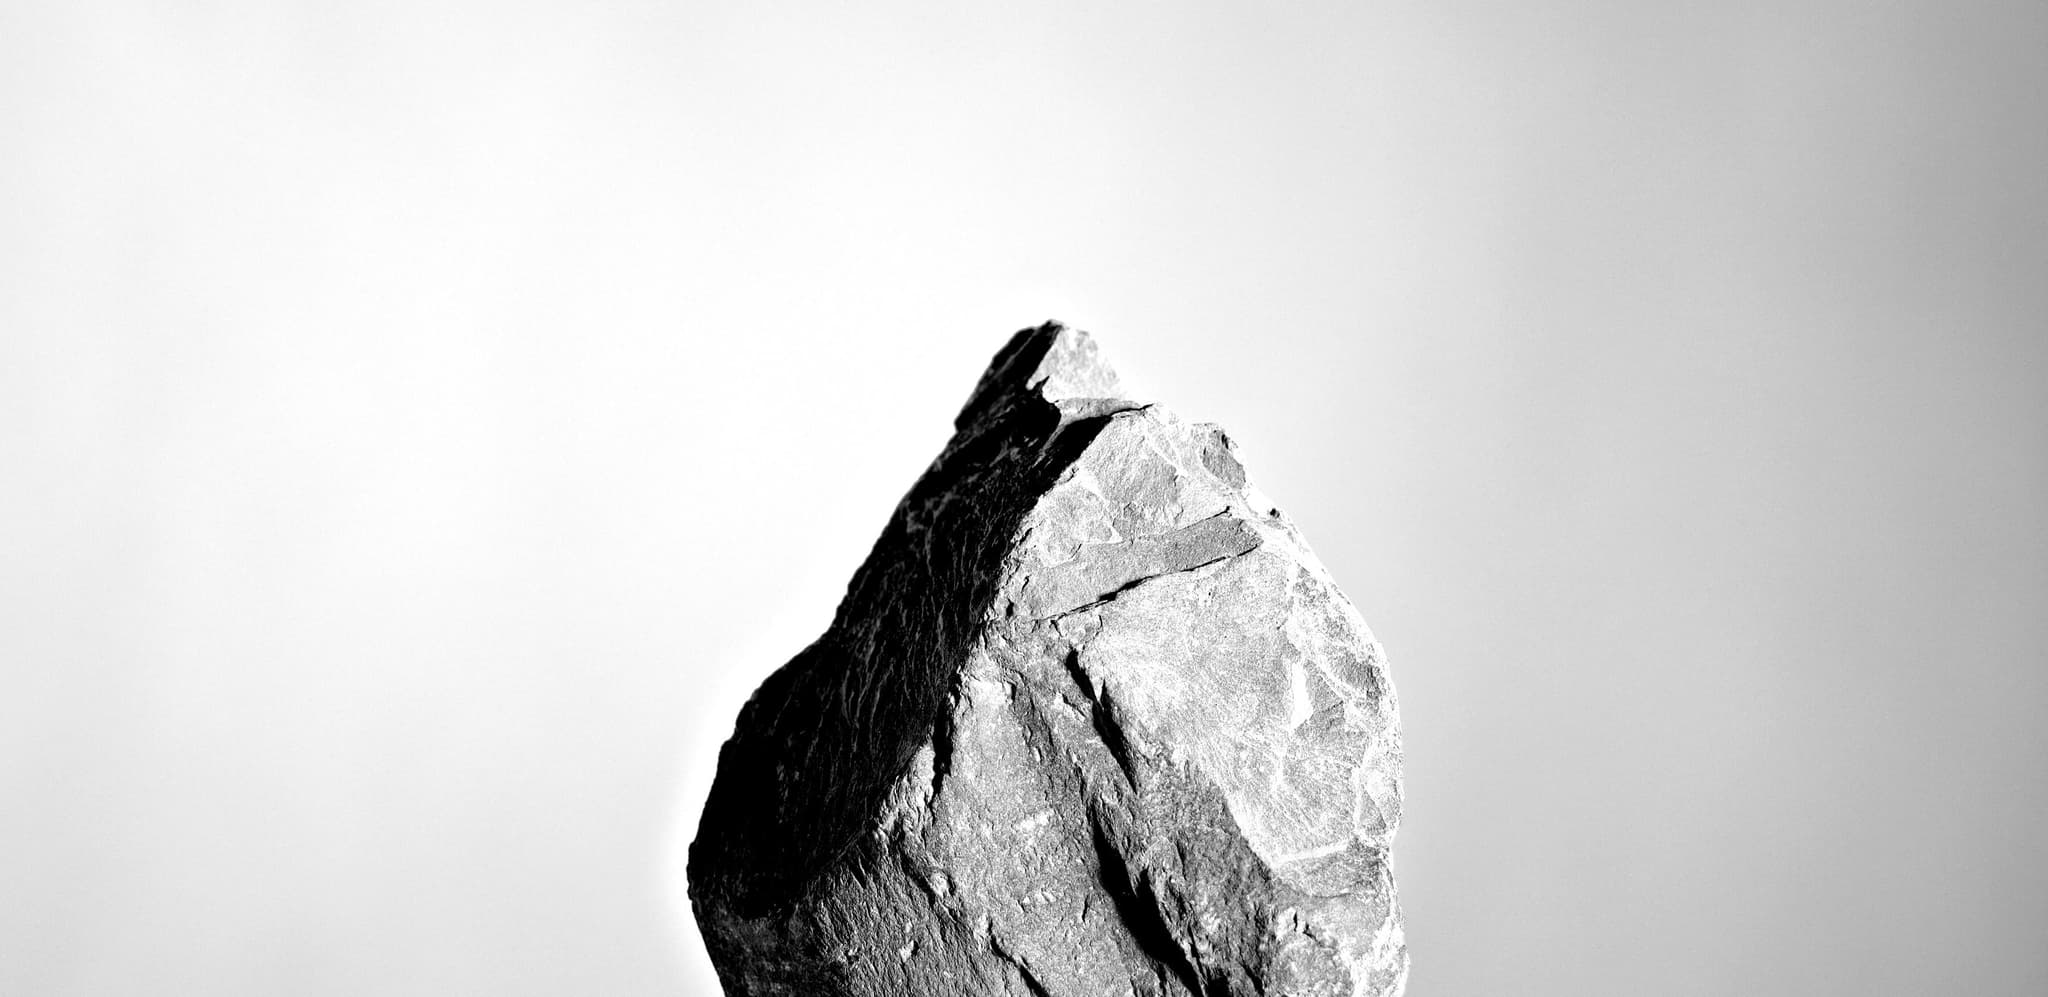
left=1090, top=812, right=1208, bottom=997
left=1020, top=512, right=1264, bottom=620
left=1061, top=648, right=1139, bottom=790
left=987, top=935, right=1055, bottom=997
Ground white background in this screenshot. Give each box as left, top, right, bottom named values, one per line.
left=5, top=2, right=2044, bottom=994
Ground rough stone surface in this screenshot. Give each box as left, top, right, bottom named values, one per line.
left=690, top=324, right=1406, bottom=996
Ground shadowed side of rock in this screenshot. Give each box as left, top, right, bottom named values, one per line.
left=689, top=332, right=1113, bottom=915
left=689, top=324, right=1405, bottom=996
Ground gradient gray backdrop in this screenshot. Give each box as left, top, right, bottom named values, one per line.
left=5, top=2, right=2044, bottom=994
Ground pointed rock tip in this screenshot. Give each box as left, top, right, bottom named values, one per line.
left=955, top=321, right=1127, bottom=429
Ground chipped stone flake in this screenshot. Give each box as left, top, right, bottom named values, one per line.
left=690, top=323, right=1406, bottom=996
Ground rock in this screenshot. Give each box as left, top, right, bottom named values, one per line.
left=690, top=323, right=1407, bottom=996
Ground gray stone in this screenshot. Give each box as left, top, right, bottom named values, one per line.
left=690, top=324, right=1406, bottom=996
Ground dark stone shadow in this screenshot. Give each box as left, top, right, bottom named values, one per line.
left=690, top=327, right=1109, bottom=924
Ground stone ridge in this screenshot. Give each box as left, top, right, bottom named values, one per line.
left=690, top=324, right=1406, bottom=997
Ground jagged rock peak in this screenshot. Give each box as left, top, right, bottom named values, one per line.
left=691, top=323, right=1406, bottom=997
left=956, top=321, right=1127, bottom=429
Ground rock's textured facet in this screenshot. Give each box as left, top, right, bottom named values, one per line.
left=690, top=324, right=1406, bottom=996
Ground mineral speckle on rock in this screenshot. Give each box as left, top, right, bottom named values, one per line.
left=690, top=323, right=1406, bottom=996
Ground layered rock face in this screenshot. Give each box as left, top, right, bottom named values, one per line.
left=690, top=325, right=1405, bottom=996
